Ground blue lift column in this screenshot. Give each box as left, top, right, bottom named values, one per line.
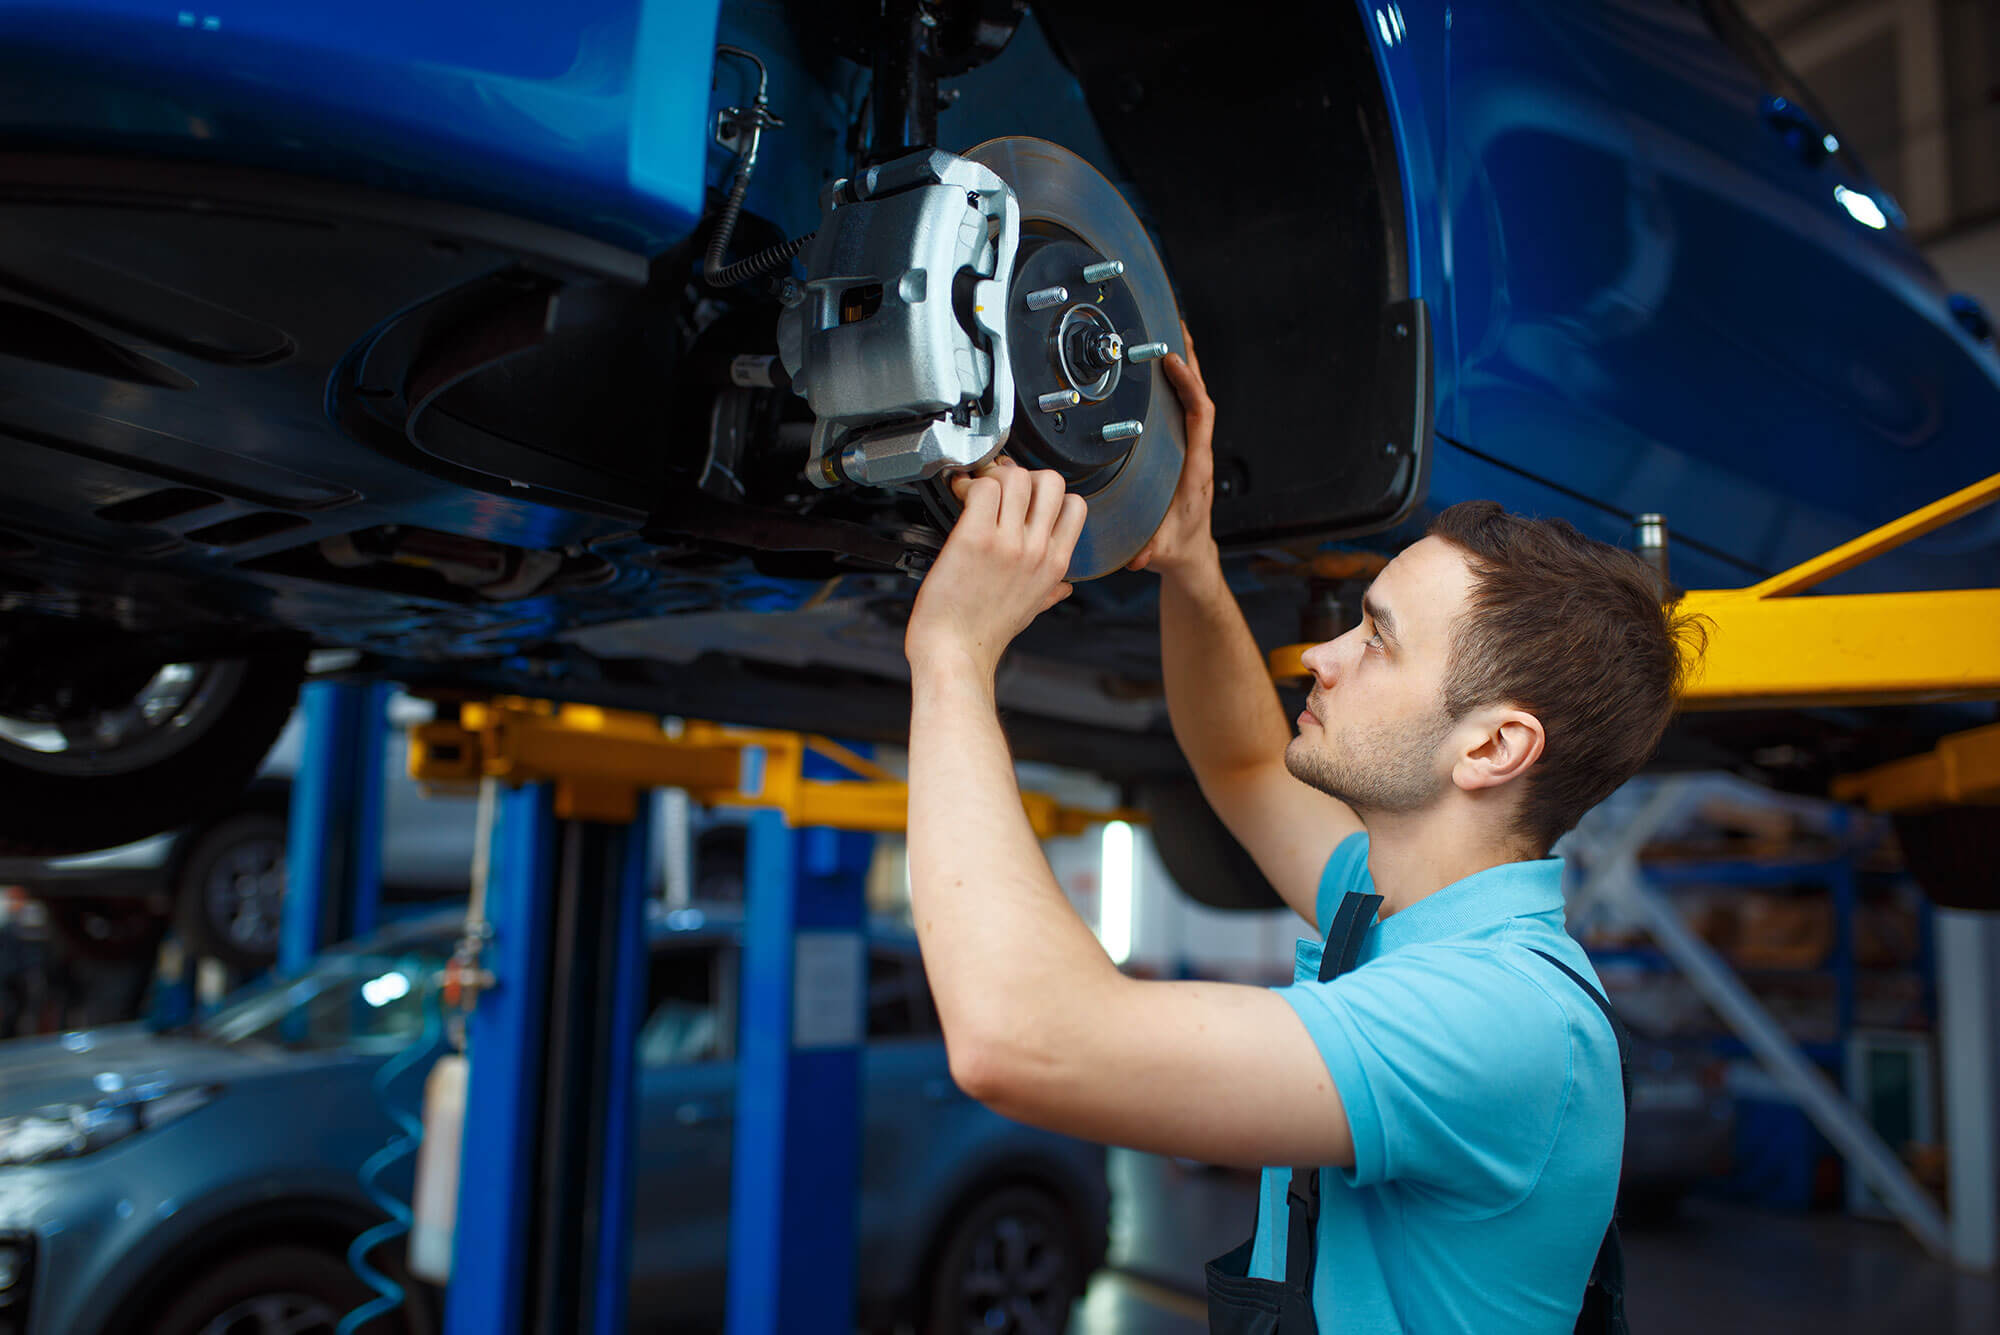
left=446, top=783, right=653, bottom=1335
left=279, top=679, right=389, bottom=973
left=726, top=748, right=873, bottom=1333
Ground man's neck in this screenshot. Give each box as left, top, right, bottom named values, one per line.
left=1360, top=808, right=1537, bottom=919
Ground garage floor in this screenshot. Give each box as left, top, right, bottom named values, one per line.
left=1069, top=1150, right=2000, bottom=1333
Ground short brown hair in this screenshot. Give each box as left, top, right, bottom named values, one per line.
left=1426, top=501, right=1707, bottom=854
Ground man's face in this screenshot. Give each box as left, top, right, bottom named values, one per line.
left=1284, top=537, right=1476, bottom=815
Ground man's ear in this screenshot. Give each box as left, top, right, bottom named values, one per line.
left=1452, top=707, right=1545, bottom=793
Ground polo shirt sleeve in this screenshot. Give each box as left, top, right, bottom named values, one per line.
left=1277, top=945, right=1576, bottom=1215
left=1312, top=831, right=1371, bottom=933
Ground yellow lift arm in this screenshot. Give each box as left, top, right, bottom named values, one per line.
left=408, top=696, right=1142, bottom=835
left=1675, top=470, right=2000, bottom=711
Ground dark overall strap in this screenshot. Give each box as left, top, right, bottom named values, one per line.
left=1529, top=949, right=1632, bottom=1335
left=1281, top=892, right=1382, bottom=1303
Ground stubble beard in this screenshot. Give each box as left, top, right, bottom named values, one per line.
left=1285, top=707, right=1456, bottom=817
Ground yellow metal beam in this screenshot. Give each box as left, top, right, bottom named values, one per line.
left=409, top=696, right=1143, bottom=836
left=1676, top=587, right=2000, bottom=710
left=1750, top=470, right=2000, bottom=599
left=1832, top=722, right=2000, bottom=812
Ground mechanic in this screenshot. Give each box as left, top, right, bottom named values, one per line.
left=901, top=327, right=1706, bottom=1333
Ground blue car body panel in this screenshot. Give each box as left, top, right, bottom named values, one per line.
left=1430, top=0, right=2000, bottom=593
left=0, top=0, right=722, bottom=252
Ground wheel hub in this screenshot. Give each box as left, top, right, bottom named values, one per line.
left=1002, top=235, right=1154, bottom=489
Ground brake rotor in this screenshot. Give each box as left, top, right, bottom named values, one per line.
left=945, top=137, right=1186, bottom=580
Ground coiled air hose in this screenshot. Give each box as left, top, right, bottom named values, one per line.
left=337, top=960, right=446, bottom=1335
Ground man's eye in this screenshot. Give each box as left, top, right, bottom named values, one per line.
left=1367, top=631, right=1384, bottom=649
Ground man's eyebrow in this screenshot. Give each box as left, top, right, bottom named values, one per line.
left=1362, top=591, right=1397, bottom=645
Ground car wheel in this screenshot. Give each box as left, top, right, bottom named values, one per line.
left=923, top=1185, right=1083, bottom=1335
left=0, top=646, right=303, bottom=855
left=151, top=1244, right=381, bottom=1335
left=174, top=811, right=290, bottom=973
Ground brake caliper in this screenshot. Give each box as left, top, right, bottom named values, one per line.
left=777, top=149, right=1019, bottom=490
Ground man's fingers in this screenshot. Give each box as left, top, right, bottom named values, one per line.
left=1180, top=319, right=1200, bottom=377
left=1163, top=354, right=1211, bottom=421
left=1025, top=468, right=1068, bottom=535
left=1053, top=490, right=1087, bottom=554
left=991, top=458, right=1034, bottom=530
left=956, top=473, right=1000, bottom=526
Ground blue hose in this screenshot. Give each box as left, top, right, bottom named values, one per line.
left=339, top=962, right=446, bottom=1335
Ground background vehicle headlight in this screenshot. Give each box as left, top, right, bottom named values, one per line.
left=0, top=1085, right=216, bottom=1166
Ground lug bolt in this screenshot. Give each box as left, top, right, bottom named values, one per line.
left=1099, top=420, right=1144, bottom=443
left=1082, top=259, right=1125, bottom=284
left=1038, top=389, right=1082, bottom=413
left=1127, top=341, right=1168, bottom=363
left=1024, top=285, right=1069, bottom=311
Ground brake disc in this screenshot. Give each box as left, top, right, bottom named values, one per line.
left=948, top=138, right=1186, bottom=580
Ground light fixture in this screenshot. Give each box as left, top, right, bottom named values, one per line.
left=361, top=970, right=411, bottom=1008
left=1100, top=821, right=1134, bottom=965
left=1834, top=184, right=1887, bottom=230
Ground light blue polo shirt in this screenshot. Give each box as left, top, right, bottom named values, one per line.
left=1249, top=832, right=1623, bottom=1333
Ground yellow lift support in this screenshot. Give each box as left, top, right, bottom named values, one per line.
left=408, top=697, right=1141, bottom=837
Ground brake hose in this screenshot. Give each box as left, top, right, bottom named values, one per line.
left=704, top=44, right=816, bottom=288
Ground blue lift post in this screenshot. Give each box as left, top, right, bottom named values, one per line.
left=446, top=783, right=653, bottom=1335
left=279, top=678, right=389, bottom=975
left=726, top=749, right=873, bottom=1334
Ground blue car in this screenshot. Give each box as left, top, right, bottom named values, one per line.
left=0, top=1, right=1989, bottom=898
left=0, top=907, right=1109, bottom=1334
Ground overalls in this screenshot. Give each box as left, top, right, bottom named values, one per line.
left=1203, top=891, right=1633, bottom=1335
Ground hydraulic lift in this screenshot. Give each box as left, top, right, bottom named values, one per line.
left=393, top=699, right=1134, bottom=1335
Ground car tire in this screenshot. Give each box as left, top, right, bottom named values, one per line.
left=922, top=1185, right=1083, bottom=1335
left=174, top=810, right=291, bottom=973
left=1136, top=778, right=1285, bottom=912
left=150, top=1244, right=387, bottom=1335
left=0, top=648, right=304, bottom=856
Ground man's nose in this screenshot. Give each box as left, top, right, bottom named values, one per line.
left=1300, top=638, right=1340, bottom=691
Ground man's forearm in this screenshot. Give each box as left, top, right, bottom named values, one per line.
left=906, top=654, right=1122, bottom=1075
left=1160, top=554, right=1295, bottom=782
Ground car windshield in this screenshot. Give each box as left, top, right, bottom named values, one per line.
left=197, top=941, right=452, bottom=1053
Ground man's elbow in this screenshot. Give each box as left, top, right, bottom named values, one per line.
left=944, top=1025, right=1056, bottom=1120
left=946, top=1034, right=1010, bottom=1107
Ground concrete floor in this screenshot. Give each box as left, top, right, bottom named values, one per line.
left=1070, top=1150, right=1999, bottom=1333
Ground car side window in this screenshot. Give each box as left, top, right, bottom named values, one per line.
left=866, top=946, right=940, bottom=1041
left=639, top=943, right=727, bottom=1067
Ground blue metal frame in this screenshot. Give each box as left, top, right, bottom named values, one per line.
left=726, top=798, right=871, bottom=1333
left=447, top=782, right=558, bottom=1335
left=279, top=679, right=388, bottom=975
left=443, top=782, right=652, bottom=1335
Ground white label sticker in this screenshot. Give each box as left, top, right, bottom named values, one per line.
left=792, top=930, right=863, bottom=1050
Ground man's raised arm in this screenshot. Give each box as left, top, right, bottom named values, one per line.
left=1130, top=332, right=1361, bottom=930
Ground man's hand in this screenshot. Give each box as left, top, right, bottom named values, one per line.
left=905, top=457, right=1087, bottom=680
left=1127, top=322, right=1218, bottom=578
